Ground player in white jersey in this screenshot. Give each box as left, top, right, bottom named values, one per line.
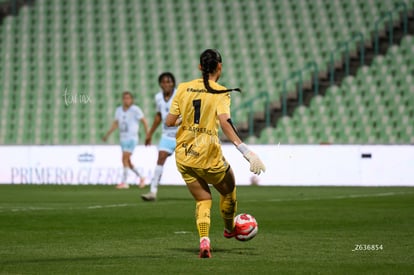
left=141, top=72, right=178, bottom=201
left=103, top=91, right=149, bottom=189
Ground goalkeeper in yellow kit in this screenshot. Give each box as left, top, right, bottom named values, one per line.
left=166, top=49, right=266, bottom=258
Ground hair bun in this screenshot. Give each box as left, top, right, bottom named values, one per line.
left=199, top=49, right=240, bottom=94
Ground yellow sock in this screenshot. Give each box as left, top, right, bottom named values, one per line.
left=195, top=200, right=212, bottom=238
left=220, top=187, right=237, bottom=232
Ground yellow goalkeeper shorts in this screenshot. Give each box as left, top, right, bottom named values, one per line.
left=176, top=161, right=230, bottom=185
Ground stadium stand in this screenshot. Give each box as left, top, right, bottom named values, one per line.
left=0, top=0, right=412, bottom=144
left=255, top=35, right=414, bottom=144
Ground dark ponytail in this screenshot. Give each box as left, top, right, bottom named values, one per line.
left=200, top=49, right=241, bottom=94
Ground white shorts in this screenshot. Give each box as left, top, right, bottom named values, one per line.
left=159, top=135, right=176, bottom=155
left=120, top=139, right=137, bottom=153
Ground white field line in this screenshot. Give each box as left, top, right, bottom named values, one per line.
left=245, top=191, right=413, bottom=203
left=87, top=203, right=130, bottom=209
left=0, top=203, right=136, bottom=213
left=174, top=231, right=192, bottom=234
left=11, top=207, right=55, bottom=212
left=0, top=191, right=412, bottom=213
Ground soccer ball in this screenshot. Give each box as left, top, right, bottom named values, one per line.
left=234, top=213, right=258, bottom=241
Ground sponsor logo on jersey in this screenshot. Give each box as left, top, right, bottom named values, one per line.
left=182, top=143, right=200, bottom=157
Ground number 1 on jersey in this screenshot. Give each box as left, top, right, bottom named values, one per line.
left=192, top=99, right=201, bottom=124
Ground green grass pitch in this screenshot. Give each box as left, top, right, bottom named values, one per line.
left=0, top=185, right=413, bottom=274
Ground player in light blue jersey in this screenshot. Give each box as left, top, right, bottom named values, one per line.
left=103, top=91, right=149, bottom=189
left=141, top=72, right=179, bottom=201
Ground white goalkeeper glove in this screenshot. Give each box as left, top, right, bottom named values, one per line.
left=236, top=143, right=266, bottom=175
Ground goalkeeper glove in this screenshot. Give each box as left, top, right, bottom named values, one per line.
left=236, top=143, right=266, bottom=175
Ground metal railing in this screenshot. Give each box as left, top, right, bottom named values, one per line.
left=374, top=2, right=408, bottom=55
left=374, top=11, right=393, bottom=55
left=282, top=61, right=319, bottom=116
left=329, top=32, right=365, bottom=85
left=396, top=2, right=408, bottom=34
left=234, top=91, right=270, bottom=136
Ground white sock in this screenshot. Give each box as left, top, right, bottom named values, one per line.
left=150, top=165, right=163, bottom=194
left=131, top=166, right=141, bottom=177
left=122, top=167, right=128, bottom=183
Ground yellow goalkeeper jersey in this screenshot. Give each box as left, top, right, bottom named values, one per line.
left=170, top=78, right=230, bottom=169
